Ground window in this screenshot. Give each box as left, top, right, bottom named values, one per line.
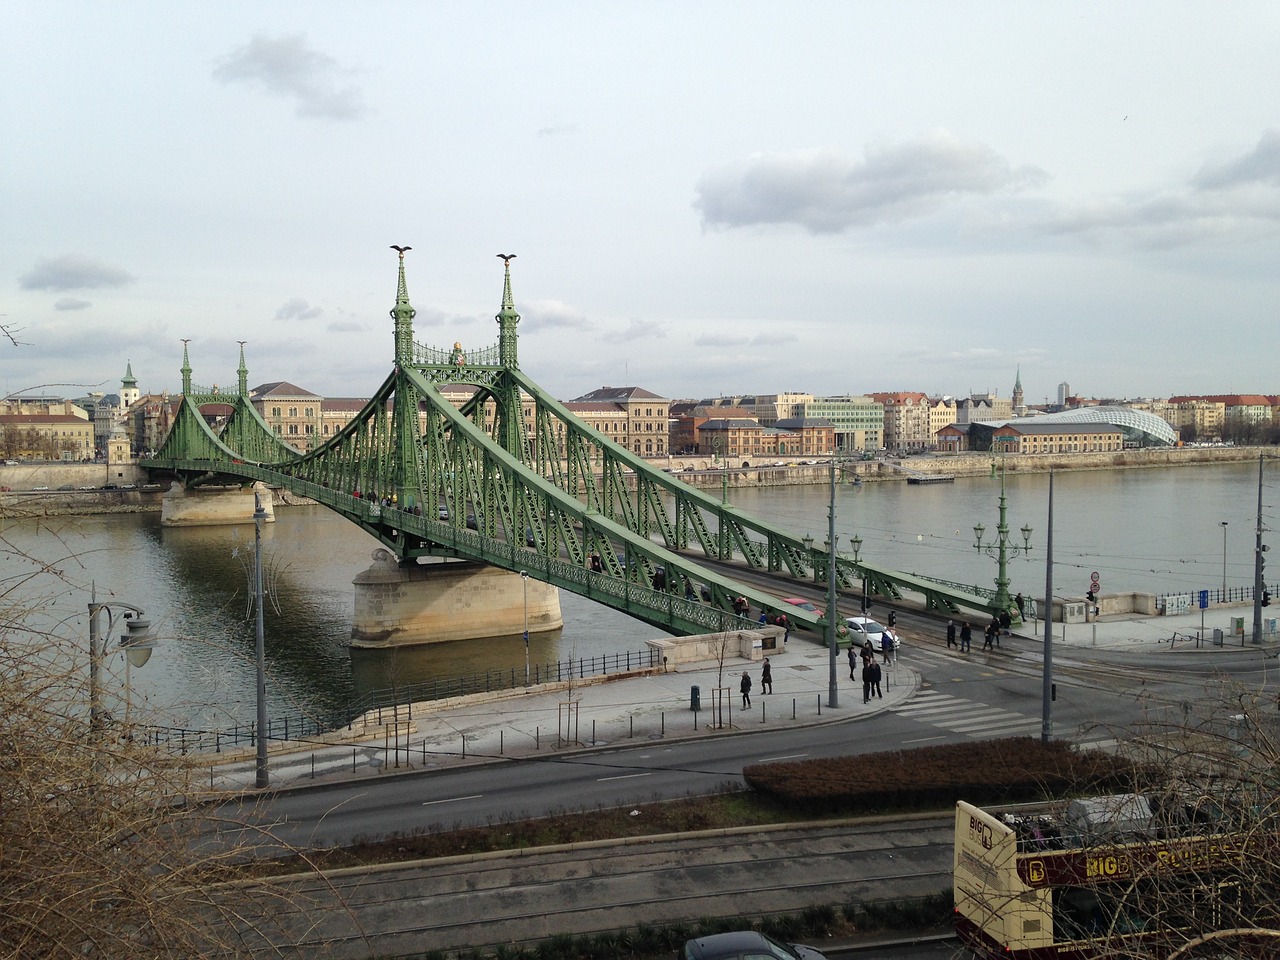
left=288, top=424, right=298, bottom=435
left=289, top=407, right=298, bottom=418
left=272, top=407, right=281, bottom=418
left=305, top=407, right=314, bottom=417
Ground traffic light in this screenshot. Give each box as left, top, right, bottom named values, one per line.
left=1264, top=590, right=1271, bottom=607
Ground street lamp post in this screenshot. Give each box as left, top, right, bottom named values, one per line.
left=87, top=584, right=155, bottom=737
left=825, top=459, right=840, bottom=709
left=520, top=570, right=530, bottom=686
left=253, top=493, right=269, bottom=789
left=1220, top=520, right=1228, bottom=602
left=973, top=454, right=1033, bottom=618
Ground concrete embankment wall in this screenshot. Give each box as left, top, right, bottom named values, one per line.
left=1, top=446, right=1266, bottom=515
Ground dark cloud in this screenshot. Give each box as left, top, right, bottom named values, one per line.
left=20, top=254, right=135, bottom=292
left=520, top=299, right=593, bottom=332
left=213, top=34, right=367, bottom=120
left=602, top=318, right=665, bottom=343
left=694, top=134, right=1047, bottom=233
left=275, top=297, right=323, bottom=321
left=54, top=297, right=93, bottom=311
left=1192, top=130, right=1280, bottom=190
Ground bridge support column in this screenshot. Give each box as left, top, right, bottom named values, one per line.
left=160, top=481, right=276, bottom=526
left=350, top=551, right=563, bottom=648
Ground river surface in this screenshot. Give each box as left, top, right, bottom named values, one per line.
left=5, top=460, right=1272, bottom=729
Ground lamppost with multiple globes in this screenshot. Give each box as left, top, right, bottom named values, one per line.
left=973, top=453, right=1033, bottom=619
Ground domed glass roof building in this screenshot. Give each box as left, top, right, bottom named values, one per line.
left=1027, top=406, right=1177, bottom=446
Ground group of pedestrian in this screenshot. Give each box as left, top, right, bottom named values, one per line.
left=946, top=619, right=973, bottom=652
left=740, top=657, right=773, bottom=707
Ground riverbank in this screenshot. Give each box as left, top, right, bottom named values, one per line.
left=1, top=445, right=1268, bottom=516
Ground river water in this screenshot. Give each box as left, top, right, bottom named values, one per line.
left=5, top=460, right=1272, bottom=729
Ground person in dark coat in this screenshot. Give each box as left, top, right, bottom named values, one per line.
left=869, top=659, right=882, bottom=699
left=959, top=621, right=972, bottom=652
left=946, top=619, right=957, bottom=649
left=861, top=659, right=874, bottom=703
left=761, top=657, right=773, bottom=694
left=847, top=644, right=857, bottom=680
left=739, top=671, right=752, bottom=708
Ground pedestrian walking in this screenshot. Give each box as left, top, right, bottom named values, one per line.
left=869, top=659, right=882, bottom=699
left=847, top=644, right=857, bottom=680
left=999, top=609, right=1011, bottom=639
left=761, top=657, right=773, bottom=694
left=740, top=671, right=752, bottom=708
left=982, top=622, right=994, bottom=650
left=861, top=659, right=874, bottom=703
left=960, top=621, right=972, bottom=653
left=946, top=619, right=957, bottom=649
left=1014, top=593, right=1025, bottom=618
left=861, top=641, right=875, bottom=666
left=880, top=631, right=895, bottom=665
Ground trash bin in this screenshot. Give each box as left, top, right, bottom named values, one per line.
left=690, top=685, right=700, bottom=712
left=1213, top=628, right=1224, bottom=646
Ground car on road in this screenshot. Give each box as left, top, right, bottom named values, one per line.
left=844, top=615, right=899, bottom=649
left=782, top=597, right=823, bottom=619
left=32, top=485, right=50, bottom=491
left=679, top=931, right=829, bottom=960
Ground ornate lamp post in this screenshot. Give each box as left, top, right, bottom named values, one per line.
left=87, top=585, right=156, bottom=737
left=973, top=455, right=1032, bottom=618
left=520, top=570, right=530, bottom=686
left=1220, top=520, right=1228, bottom=601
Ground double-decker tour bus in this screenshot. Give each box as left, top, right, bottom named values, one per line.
left=953, top=795, right=1278, bottom=959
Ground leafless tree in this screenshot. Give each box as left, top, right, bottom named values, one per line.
left=0, top=520, right=346, bottom=958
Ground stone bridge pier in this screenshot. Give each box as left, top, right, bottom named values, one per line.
left=351, top=550, right=563, bottom=647
left=160, top=480, right=276, bottom=526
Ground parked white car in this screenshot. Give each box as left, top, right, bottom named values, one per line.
left=844, top=615, right=900, bottom=650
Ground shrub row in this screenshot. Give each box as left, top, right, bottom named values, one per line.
left=742, top=736, right=1143, bottom=813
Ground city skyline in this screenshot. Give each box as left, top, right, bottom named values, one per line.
left=4, top=3, right=1279, bottom=404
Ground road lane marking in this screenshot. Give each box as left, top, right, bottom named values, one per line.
left=902, top=736, right=945, bottom=744
left=422, top=794, right=483, bottom=806
left=759, top=754, right=808, bottom=762
left=597, top=772, right=652, bottom=782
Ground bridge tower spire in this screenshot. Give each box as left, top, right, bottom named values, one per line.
left=180, top=339, right=192, bottom=395
left=496, top=254, right=520, bottom=369
left=389, top=245, right=416, bottom=365
left=237, top=341, right=249, bottom=396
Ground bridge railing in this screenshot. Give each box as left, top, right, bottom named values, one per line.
left=137, top=646, right=666, bottom=755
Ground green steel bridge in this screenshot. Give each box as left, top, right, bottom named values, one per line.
left=143, top=251, right=1004, bottom=640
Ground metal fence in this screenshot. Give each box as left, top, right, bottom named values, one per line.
left=141, top=645, right=663, bottom=754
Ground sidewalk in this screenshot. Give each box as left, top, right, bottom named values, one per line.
left=1010, top=603, right=1280, bottom=653
left=205, top=645, right=919, bottom=794
left=204, top=604, right=1278, bottom=795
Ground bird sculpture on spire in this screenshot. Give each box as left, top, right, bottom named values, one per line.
left=391, top=245, right=412, bottom=259
left=497, top=253, right=516, bottom=263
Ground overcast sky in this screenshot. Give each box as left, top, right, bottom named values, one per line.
left=4, top=2, right=1279, bottom=407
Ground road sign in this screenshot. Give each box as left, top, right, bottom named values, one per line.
left=1090, top=571, right=1100, bottom=584
left=1199, top=590, right=1210, bottom=609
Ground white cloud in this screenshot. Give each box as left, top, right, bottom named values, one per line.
left=212, top=34, right=367, bottom=120
left=20, top=254, right=134, bottom=292
left=54, top=297, right=93, bottom=311
left=694, top=133, right=1047, bottom=234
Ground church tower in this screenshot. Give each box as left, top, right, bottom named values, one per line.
left=119, top=360, right=141, bottom=411
left=1012, top=366, right=1026, bottom=417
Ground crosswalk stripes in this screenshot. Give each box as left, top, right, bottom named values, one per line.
left=890, top=688, right=1039, bottom=738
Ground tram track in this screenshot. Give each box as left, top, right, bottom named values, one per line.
left=229, top=819, right=955, bottom=958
